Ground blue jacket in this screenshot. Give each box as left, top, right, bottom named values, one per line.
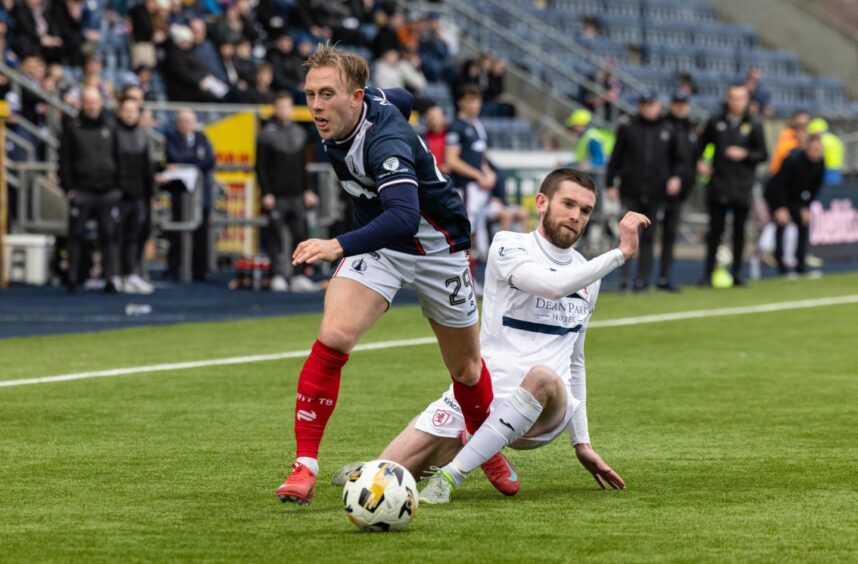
left=166, top=130, right=216, bottom=209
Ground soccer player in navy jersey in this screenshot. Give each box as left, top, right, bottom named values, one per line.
left=276, top=45, right=510, bottom=505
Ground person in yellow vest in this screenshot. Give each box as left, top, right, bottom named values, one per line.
left=807, top=118, right=844, bottom=185
left=565, top=108, right=613, bottom=170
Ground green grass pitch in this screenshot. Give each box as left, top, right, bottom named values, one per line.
left=1, top=274, right=857, bottom=562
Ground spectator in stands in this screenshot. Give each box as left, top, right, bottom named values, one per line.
left=806, top=118, right=845, bottom=185
left=770, top=110, right=809, bottom=175
left=244, top=61, right=275, bottom=105
left=399, top=47, right=428, bottom=97
left=127, top=0, right=167, bottom=69
left=165, top=108, right=216, bottom=282
left=190, top=17, right=224, bottom=83
left=565, top=108, right=608, bottom=171
left=209, top=0, right=258, bottom=46
left=217, top=39, right=245, bottom=99
left=60, top=86, right=122, bottom=294
left=764, top=134, right=825, bottom=276
left=132, top=64, right=157, bottom=101
left=162, top=24, right=228, bottom=102
left=418, top=13, right=452, bottom=83
left=255, top=92, right=320, bottom=293
left=82, top=54, right=115, bottom=102
left=661, top=92, right=699, bottom=292
left=11, top=0, right=63, bottom=63
left=372, top=49, right=405, bottom=90
left=371, top=10, right=402, bottom=59
left=744, top=66, right=773, bottom=118
left=606, top=91, right=682, bottom=292
left=267, top=31, right=303, bottom=95
left=115, top=96, right=155, bottom=294
left=450, top=58, right=480, bottom=102
left=696, top=83, right=768, bottom=287
left=233, top=37, right=257, bottom=86
left=584, top=60, right=622, bottom=123
left=481, top=56, right=515, bottom=118
left=422, top=105, right=448, bottom=173
left=50, top=0, right=86, bottom=67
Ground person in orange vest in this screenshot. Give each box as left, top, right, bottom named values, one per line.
left=769, top=110, right=809, bottom=175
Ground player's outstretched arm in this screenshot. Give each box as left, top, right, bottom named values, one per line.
left=504, top=212, right=649, bottom=301
left=574, top=443, right=626, bottom=490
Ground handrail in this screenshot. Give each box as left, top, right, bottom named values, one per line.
left=0, top=61, right=80, bottom=117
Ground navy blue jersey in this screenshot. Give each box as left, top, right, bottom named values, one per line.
left=446, top=115, right=488, bottom=188
left=322, top=87, right=471, bottom=255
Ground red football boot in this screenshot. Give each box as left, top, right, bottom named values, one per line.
left=462, top=432, right=520, bottom=496
left=276, top=462, right=317, bottom=505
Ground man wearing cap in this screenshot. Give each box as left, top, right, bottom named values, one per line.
left=659, top=92, right=699, bottom=292
left=606, top=91, right=682, bottom=292
left=565, top=108, right=612, bottom=171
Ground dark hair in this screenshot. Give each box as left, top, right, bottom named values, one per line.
left=273, top=91, right=293, bottom=103
left=457, top=84, right=482, bottom=102
left=539, top=168, right=596, bottom=199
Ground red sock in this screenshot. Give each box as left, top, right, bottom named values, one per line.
left=452, top=358, right=494, bottom=435
left=294, top=340, right=349, bottom=459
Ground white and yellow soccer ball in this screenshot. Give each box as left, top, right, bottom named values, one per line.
left=342, top=459, right=418, bottom=532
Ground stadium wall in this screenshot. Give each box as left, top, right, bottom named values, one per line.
left=709, top=0, right=858, bottom=98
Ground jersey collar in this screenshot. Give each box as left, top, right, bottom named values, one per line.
left=333, top=102, right=368, bottom=145
left=533, top=231, right=574, bottom=265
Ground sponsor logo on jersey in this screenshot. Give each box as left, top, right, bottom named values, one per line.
left=382, top=157, right=400, bottom=171
left=367, top=251, right=381, bottom=260
left=432, top=409, right=452, bottom=427
left=442, top=396, right=462, bottom=413
left=499, top=246, right=527, bottom=257
left=296, top=409, right=317, bottom=422
left=350, top=258, right=368, bottom=273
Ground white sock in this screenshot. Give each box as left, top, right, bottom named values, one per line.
left=445, top=387, right=543, bottom=486
left=296, top=456, right=319, bottom=476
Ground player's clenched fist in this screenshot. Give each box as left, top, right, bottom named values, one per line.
left=292, top=238, right=344, bottom=265
left=617, top=211, right=651, bottom=260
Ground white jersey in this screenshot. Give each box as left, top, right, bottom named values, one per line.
left=482, top=230, right=599, bottom=397
left=415, top=229, right=624, bottom=447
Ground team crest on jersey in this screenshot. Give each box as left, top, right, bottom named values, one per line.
left=350, top=258, right=368, bottom=273
left=382, top=157, right=400, bottom=171
left=432, top=410, right=451, bottom=427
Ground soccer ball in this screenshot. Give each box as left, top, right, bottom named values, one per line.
left=342, top=459, right=418, bottom=532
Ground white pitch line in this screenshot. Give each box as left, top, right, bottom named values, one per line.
left=2, top=295, right=857, bottom=389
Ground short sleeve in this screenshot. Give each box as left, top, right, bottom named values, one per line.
left=488, top=233, right=534, bottom=282
left=446, top=123, right=462, bottom=147
left=366, top=129, right=419, bottom=192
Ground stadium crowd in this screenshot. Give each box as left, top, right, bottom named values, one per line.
left=0, top=0, right=847, bottom=294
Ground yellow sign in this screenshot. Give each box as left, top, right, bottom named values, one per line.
left=204, top=112, right=257, bottom=256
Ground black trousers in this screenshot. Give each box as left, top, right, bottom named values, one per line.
left=263, top=196, right=307, bottom=277
left=66, top=189, right=121, bottom=285
left=774, top=205, right=810, bottom=274
left=705, top=201, right=750, bottom=279
left=658, top=199, right=682, bottom=282
left=118, top=197, right=150, bottom=276
left=621, top=196, right=661, bottom=287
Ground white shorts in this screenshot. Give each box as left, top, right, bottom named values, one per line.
left=414, top=387, right=576, bottom=450
left=333, top=248, right=478, bottom=328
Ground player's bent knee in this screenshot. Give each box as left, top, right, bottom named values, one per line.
left=522, top=365, right=563, bottom=405
left=317, top=324, right=358, bottom=354
left=449, top=358, right=482, bottom=386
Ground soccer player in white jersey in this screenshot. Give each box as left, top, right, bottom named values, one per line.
left=332, top=168, right=650, bottom=502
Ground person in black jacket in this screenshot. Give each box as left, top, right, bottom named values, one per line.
left=255, top=92, right=320, bottom=292
left=60, top=86, right=121, bottom=293
left=606, top=91, right=681, bottom=291
left=660, top=91, right=699, bottom=291
left=115, top=96, right=155, bottom=294
left=764, top=135, right=825, bottom=275
left=165, top=108, right=216, bottom=282
left=696, top=84, right=769, bottom=286
left=11, top=0, right=63, bottom=62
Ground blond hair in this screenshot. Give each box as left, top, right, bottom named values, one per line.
left=303, top=43, right=369, bottom=91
